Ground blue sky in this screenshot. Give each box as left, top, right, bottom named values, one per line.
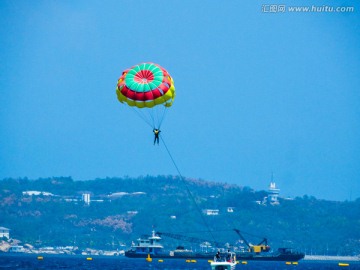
left=1, top=0, right=359, bottom=201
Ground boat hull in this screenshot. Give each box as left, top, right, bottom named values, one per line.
left=211, top=262, right=236, bottom=270
left=125, top=250, right=304, bottom=261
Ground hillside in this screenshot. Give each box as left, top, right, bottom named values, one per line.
left=0, top=176, right=359, bottom=255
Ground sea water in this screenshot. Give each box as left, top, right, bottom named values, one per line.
left=0, top=254, right=360, bottom=270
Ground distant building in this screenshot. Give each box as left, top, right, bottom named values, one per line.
left=108, top=191, right=146, bottom=198
left=82, top=193, right=91, bottom=205
left=132, top=192, right=146, bottom=195
left=268, top=182, right=280, bottom=205
left=227, top=207, right=235, bottom=213
left=255, top=200, right=263, bottom=205
left=0, top=227, right=10, bottom=239
left=108, top=192, right=129, bottom=198
left=64, top=198, right=78, bottom=202
left=91, top=199, right=104, bottom=203
left=203, top=209, right=219, bottom=216
left=22, top=191, right=54, bottom=196
left=9, top=245, right=25, bottom=253
left=255, top=179, right=281, bottom=206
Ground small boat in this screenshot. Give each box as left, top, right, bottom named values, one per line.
left=125, top=230, right=165, bottom=258
left=210, top=251, right=237, bottom=270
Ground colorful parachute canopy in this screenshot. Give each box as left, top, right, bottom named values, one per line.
left=116, top=62, right=176, bottom=109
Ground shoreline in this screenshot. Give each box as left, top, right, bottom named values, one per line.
left=304, top=255, right=360, bottom=261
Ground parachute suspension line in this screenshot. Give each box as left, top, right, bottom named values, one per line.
left=158, top=106, right=168, bottom=130
left=148, top=110, right=156, bottom=129
left=130, top=107, right=154, bottom=129
left=160, top=135, right=217, bottom=245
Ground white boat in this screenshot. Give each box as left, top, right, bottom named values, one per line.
left=210, top=252, right=237, bottom=270
left=125, top=230, right=165, bottom=258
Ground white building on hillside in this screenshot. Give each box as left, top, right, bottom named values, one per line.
left=227, top=207, right=235, bottom=213
left=82, top=193, right=91, bottom=205
left=22, top=191, right=54, bottom=196
left=203, top=209, right=219, bottom=216
left=268, top=182, right=280, bottom=205
left=0, top=227, right=10, bottom=239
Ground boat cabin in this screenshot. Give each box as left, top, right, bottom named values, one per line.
left=211, top=252, right=237, bottom=270
left=129, top=230, right=164, bottom=255
left=211, top=266, right=234, bottom=270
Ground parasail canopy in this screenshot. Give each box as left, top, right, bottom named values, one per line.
left=115, top=62, right=176, bottom=129
left=116, top=62, right=176, bottom=109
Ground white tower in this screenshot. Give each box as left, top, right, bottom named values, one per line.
left=268, top=182, right=280, bottom=205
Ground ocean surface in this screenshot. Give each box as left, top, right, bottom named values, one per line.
left=0, top=254, right=360, bottom=270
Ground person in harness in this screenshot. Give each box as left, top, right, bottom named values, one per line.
left=153, top=128, right=161, bottom=145
left=215, top=250, right=221, bottom=262
left=226, top=249, right=231, bottom=262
